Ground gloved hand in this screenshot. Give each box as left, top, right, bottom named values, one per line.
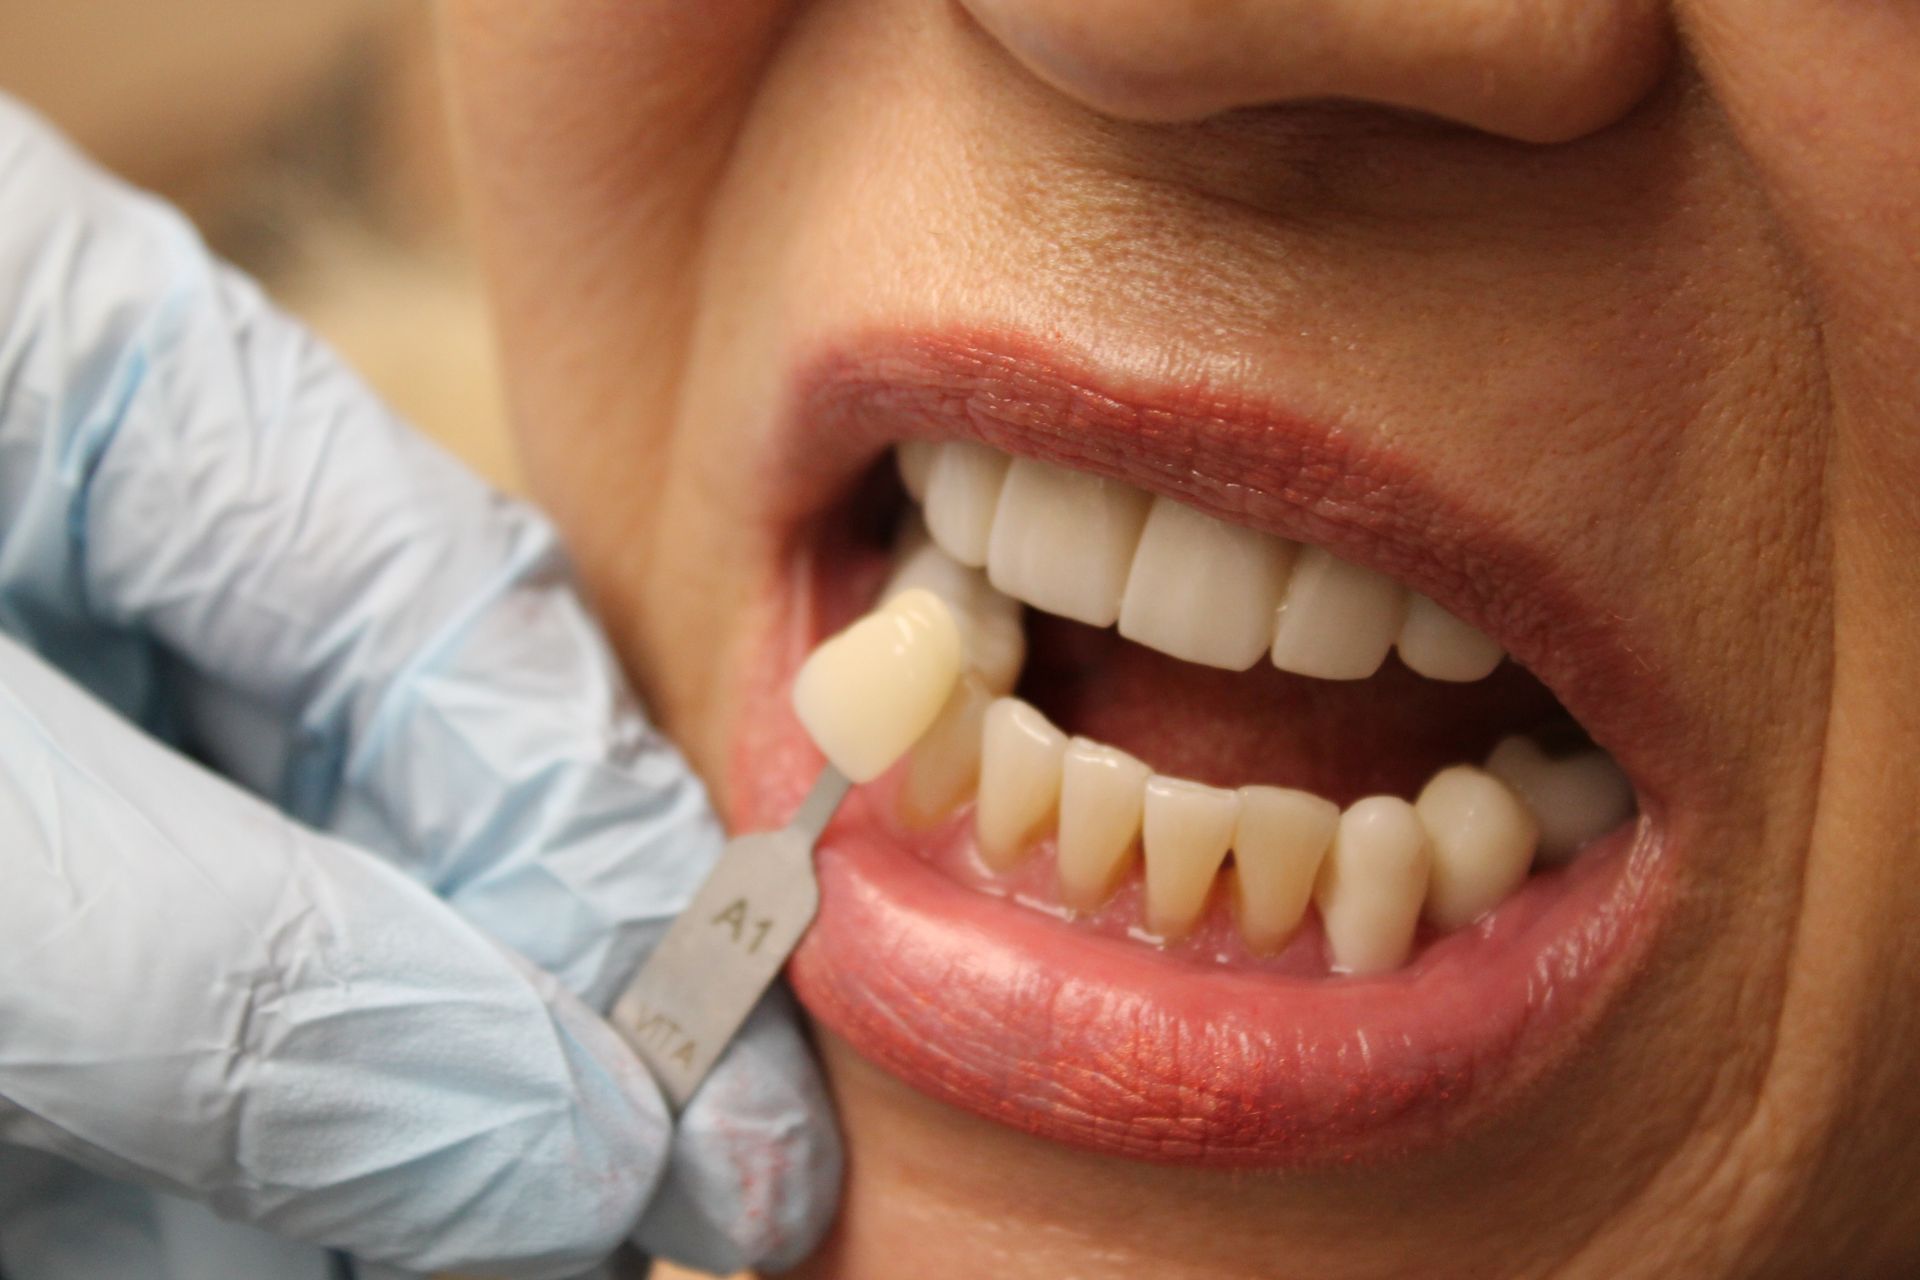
left=0, top=96, right=838, bottom=1279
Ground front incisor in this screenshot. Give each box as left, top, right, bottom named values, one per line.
left=1141, top=776, right=1240, bottom=938
left=975, top=697, right=1068, bottom=868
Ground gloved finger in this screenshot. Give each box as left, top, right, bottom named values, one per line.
left=0, top=1151, right=342, bottom=1280
left=633, top=990, right=843, bottom=1275
left=0, top=98, right=716, bottom=1008
left=0, top=108, right=842, bottom=1275
left=0, top=632, right=668, bottom=1279
left=0, top=1150, right=168, bottom=1278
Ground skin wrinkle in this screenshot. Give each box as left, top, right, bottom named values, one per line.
left=1597, top=31, right=1843, bottom=1263
left=1694, top=16, right=1920, bottom=1255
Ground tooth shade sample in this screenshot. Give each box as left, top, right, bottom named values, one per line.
left=1316, top=796, right=1431, bottom=974
left=924, top=441, right=1011, bottom=566
left=1486, top=737, right=1635, bottom=865
left=899, top=674, right=994, bottom=828
left=987, top=457, right=1152, bottom=627
left=1119, top=497, right=1296, bottom=670
left=792, top=588, right=963, bottom=783
left=975, top=698, right=1068, bottom=869
left=1056, top=738, right=1151, bottom=909
left=1232, top=786, right=1339, bottom=952
left=1269, top=547, right=1408, bottom=680
left=885, top=533, right=1026, bottom=693
left=1141, top=776, right=1240, bottom=938
left=1416, top=765, right=1539, bottom=930
left=1397, top=593, right=1504, bottom=682
left=896, top=440, right=935, bottom=501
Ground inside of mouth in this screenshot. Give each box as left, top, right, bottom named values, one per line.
left=1016, top=612, right=1568, bottom=806
left=802, top=443, right=1637, bottom=976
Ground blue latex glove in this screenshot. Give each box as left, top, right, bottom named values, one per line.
left=0, top=96, right=838, bottom=1279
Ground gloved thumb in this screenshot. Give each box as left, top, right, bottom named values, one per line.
left=0, top=632, right=669, bottom=1279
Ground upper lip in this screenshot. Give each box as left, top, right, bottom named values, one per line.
left=742, top=327, right=1685, bottom=1164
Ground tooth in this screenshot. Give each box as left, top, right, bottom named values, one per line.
left=1141, top=776, right=1239, bottom=938
left=1485, top=736, right=1634, bottom=865
left=1231, top=786, right=1338, bottom=952
left=1415, top=765, right=1538, bottom=930
left=1397, top=593, right=1504, bottom=682
left=898, top=673, right=994, bottom=828
left=896, top=440, right=936, bottom=501
left=975, top=697, right=1067, bottom=869
left=1117, top=497, right=1295, bottom=670
left=791, top=588, right=963, bottom=783
left=987, top=458, right=1151, bottom=627
left=1315, top=796, right=1431, bottom=974
left=1269, top=548, right=1407, bottom=680
left=885, top=532, right=1026, bottom=693
left=923, top=441, right=1011, bottom=566
left=1056, top=738, right=1151, bottom=909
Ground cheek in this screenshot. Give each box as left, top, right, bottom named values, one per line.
left=628, top=468, right=776, bottom=783
left=1680, top=1, right=1920, bottom=411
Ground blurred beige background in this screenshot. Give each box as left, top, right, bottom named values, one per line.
left=0, top=0, right=521, bottom=489
left=0, top=4, right=724, bottom=1277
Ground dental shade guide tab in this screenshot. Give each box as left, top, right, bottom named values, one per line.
left=614, top=591, right=963, bottom=1110
left=792, top=587, right=965, bottom=782
left=613, top=766, right=847, bottom=1111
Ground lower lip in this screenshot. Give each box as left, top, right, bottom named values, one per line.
left=732, top=553, right=1674, bottom=1167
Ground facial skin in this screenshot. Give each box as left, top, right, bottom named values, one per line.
left=442, top=2, right=1920, bottom=1275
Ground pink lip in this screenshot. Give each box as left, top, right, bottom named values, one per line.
left=730, top=331, right=1685, bottom=1165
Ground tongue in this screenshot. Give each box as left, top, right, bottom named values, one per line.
left=1017, top=613, right=1564, bottom=806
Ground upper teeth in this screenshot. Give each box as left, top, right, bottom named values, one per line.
left=900, top=440, right=1504, bottom=681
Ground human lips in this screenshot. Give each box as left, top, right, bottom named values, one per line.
left=730, top=330, right=1683, bottom=1164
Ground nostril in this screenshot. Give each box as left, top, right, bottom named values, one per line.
left=957, top=0, right=1674, bottom=143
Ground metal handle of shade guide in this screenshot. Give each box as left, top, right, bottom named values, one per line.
left=610, top=766, right=850, bottom=1110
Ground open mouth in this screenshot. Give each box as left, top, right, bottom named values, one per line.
left=851, top=436, right=1635, bottom=971
left=734, top=333, right=1676, bottom=1165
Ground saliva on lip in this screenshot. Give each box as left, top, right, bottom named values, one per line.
left=794, top=475, right=1639, bottom=975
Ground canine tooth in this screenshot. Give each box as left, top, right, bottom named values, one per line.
left=1397, top=593, right=1504, bottom=682
left=924, top=441, right=1011, bottom=566
left=1269, top=548, right=1407, bottom=680
left=792, top=589, right=963, bottom=783
left=1232, top=786, right=1339, bottom=952
left=1141, top=776, right=1239, bottom=938
left=1056, top=738, right=1151, bottom=909
left=885, top=533, right=1026, bottom=693
left=976, top=697, right=1067, bottom=868
left=1118, top=497, right=1295, bottom=670
left=1486, top=737, right=1635, bottom=864
left=1416, top=765, right=1539, bottom=930
left=987, top=458, right=1151, bottom=627
left=898, top=673, right=994, bottom=827
left=1315, top=796, right=1431, bottom=974
left=896, top=440, right=936, bottom=501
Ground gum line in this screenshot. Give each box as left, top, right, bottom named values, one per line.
left=852, top=764, right=1641, bottom=979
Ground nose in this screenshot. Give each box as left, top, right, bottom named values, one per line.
left=957, top=0, right=1673, bottom=143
